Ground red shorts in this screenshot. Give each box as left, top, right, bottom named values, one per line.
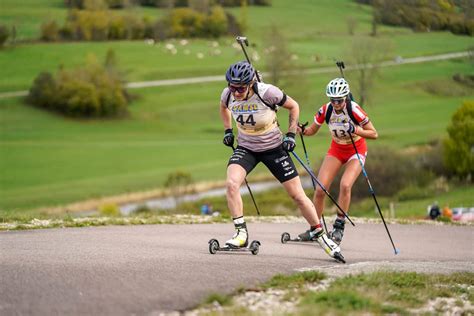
left=327, top=138, right=367, bottom=165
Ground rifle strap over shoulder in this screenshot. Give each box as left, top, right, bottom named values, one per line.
left=325, top=101, right=358, bottom=125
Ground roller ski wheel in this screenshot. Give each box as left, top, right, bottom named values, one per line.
left=208, top=239, right=261, bottom=255
left=333, top=252, right=346, bottom=264
left=208, top=239, right=220, bottom=254
left=249, top=240, right=261, bottom=255
left=281, top=232, right=291, bottom=244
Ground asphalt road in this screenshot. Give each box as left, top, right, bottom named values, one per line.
left=1, top=222, right=473, bottom=315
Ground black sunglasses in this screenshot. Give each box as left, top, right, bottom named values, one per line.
left=330, top=97, right=345, bottom=104
left=229, top=85, right=248, bottom=93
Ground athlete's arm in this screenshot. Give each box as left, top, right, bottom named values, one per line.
left=281, top=96, right=299, bottom=134
left=355, top=121, right=378, bottom=139
left=220, top=101, right=233, bottom=130
left=301, top=122, right=321, bottom=136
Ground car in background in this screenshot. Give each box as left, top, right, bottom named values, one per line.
left=451, top=207, right=474, bottom=222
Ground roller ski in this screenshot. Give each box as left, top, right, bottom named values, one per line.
left=208, top=225, right=260, bottom=255
left=208, top=238, right=261, bottom=255
left=280, top=230, right=318, bottom=243
left=281, top=228, right=345, bottom=263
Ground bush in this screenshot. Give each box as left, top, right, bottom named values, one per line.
left=202, top=6, right=228, bottom=38
left=123, top=14, right=146, bottom=39
left=41, top=21, right=60, bottom=41
left=28, top=72, right=58, bottom=109
left=0, top=24, right=10, bottom=48
left=99, top=203, right=121, bottom=216
left=28, top=53, right=129, bottom=118
left=443, top=101, right=474, bottom=180
left=416, top=140, right=449, bottom=178
left=166, top=8, right=205, bottom=37
left=108, top=15, right=127, bottom=39
left=321, top=146, right=435, bottom=201
left=373, top=0, right=473, bottom=36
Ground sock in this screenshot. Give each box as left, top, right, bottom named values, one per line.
left=310, top=223, right=322, bottom=231
left=337, top=214, right=346, bottom=221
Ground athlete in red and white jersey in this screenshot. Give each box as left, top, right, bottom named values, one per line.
left=297, top=78, right=378, bottom=245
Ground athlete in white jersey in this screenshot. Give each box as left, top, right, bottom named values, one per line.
left=297, top=78, right=378, bottom=245
left=219, top=61, right=343, bottom=261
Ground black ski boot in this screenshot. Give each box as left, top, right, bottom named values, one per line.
left=329, top=218, right=345, bottom=245
left=297, top=229, right=317, bottom=241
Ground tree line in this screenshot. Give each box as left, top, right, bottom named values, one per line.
left=65, top=0, right=270, bottom=9
left=356, top=0, right=473, bottom=36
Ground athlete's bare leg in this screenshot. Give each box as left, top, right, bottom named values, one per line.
left=282, top=176, right=320, bottom=226
left=313, top=155, right=342, bottom=219
left=337, top=159, right=362, bottom=214
left=225, top=164, right=247, bottom=218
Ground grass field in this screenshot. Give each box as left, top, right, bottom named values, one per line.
left=0, top=33, right=472, bottom=93
left=1, top=0, right=473, bottom=93
left=1, top=58, right=472, bottom=211
left=0, top=0, right=473, bottom=212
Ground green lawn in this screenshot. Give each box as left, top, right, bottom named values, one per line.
left=0, top=0, right=473, bottom=212
left=1, top=0, right=473, bottom=93
left=0, top=58, right=473, bottom=211
left=0, top=33, right=472, bottom=93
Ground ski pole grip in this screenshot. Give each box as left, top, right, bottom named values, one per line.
left=236, top=36, right=248, bottom=46
left=298, top=121, right=308, bottom=133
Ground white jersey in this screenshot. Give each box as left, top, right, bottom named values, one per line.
left=221, top=82, right=286, bottom=152
left=314, top=101, right=369, bottom=145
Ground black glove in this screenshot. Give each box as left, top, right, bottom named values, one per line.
left=345, top=122, right=356, bottom=134
left=282, top=132, right=296, bottom=152
left=223, top=128, right=234, bottom=147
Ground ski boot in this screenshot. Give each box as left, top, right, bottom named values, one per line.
left=329, top=218, right=345, bottom=245
left=297, top=229, right=318, bottom=242
left=225, top=227, right=249, bottom=248
left=314, top=229, right=346, bottom=263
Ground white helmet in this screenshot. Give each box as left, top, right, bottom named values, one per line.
left=326, top=78, right=350, bottom=98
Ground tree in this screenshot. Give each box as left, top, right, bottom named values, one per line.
left=0, top=24, right=10, bottom=48
left=239, top=0, right=248, bottom=34
left=262, top=24, right=310, bottom=104
left=346, top=36, right=393, bottom=106
left=164, top=170, right=194, bottom=207
left=346, top=16, right=358, bottom=36
left=443, top=101, right=474, bottom=181
left=263, top=24, right=291, bottom=86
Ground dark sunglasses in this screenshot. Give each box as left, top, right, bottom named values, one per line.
left=229, top=85, right=248, bottom=93
left=330, top=97, right=345, bottom=104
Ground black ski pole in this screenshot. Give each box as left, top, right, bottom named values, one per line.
left=236, top=36, right=261, bottom=82
left=336, top=60, right=399, bottom=255
left=298, top=122, right=329, bottom=233
left=232, top=145, right=261, bottom=216
left=291, top=151, right=355, bottom=226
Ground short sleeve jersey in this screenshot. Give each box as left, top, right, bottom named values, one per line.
left=314, top=101, right=369, bottom=145
left=220, top=82, right=285, bottom=152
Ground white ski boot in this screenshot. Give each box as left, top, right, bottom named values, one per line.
left=314, top=229, right=345, bottom=263
left=225, top=228, right=248, bottom=248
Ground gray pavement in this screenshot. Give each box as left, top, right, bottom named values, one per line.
left=0, top=222, right=473, bottom=315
